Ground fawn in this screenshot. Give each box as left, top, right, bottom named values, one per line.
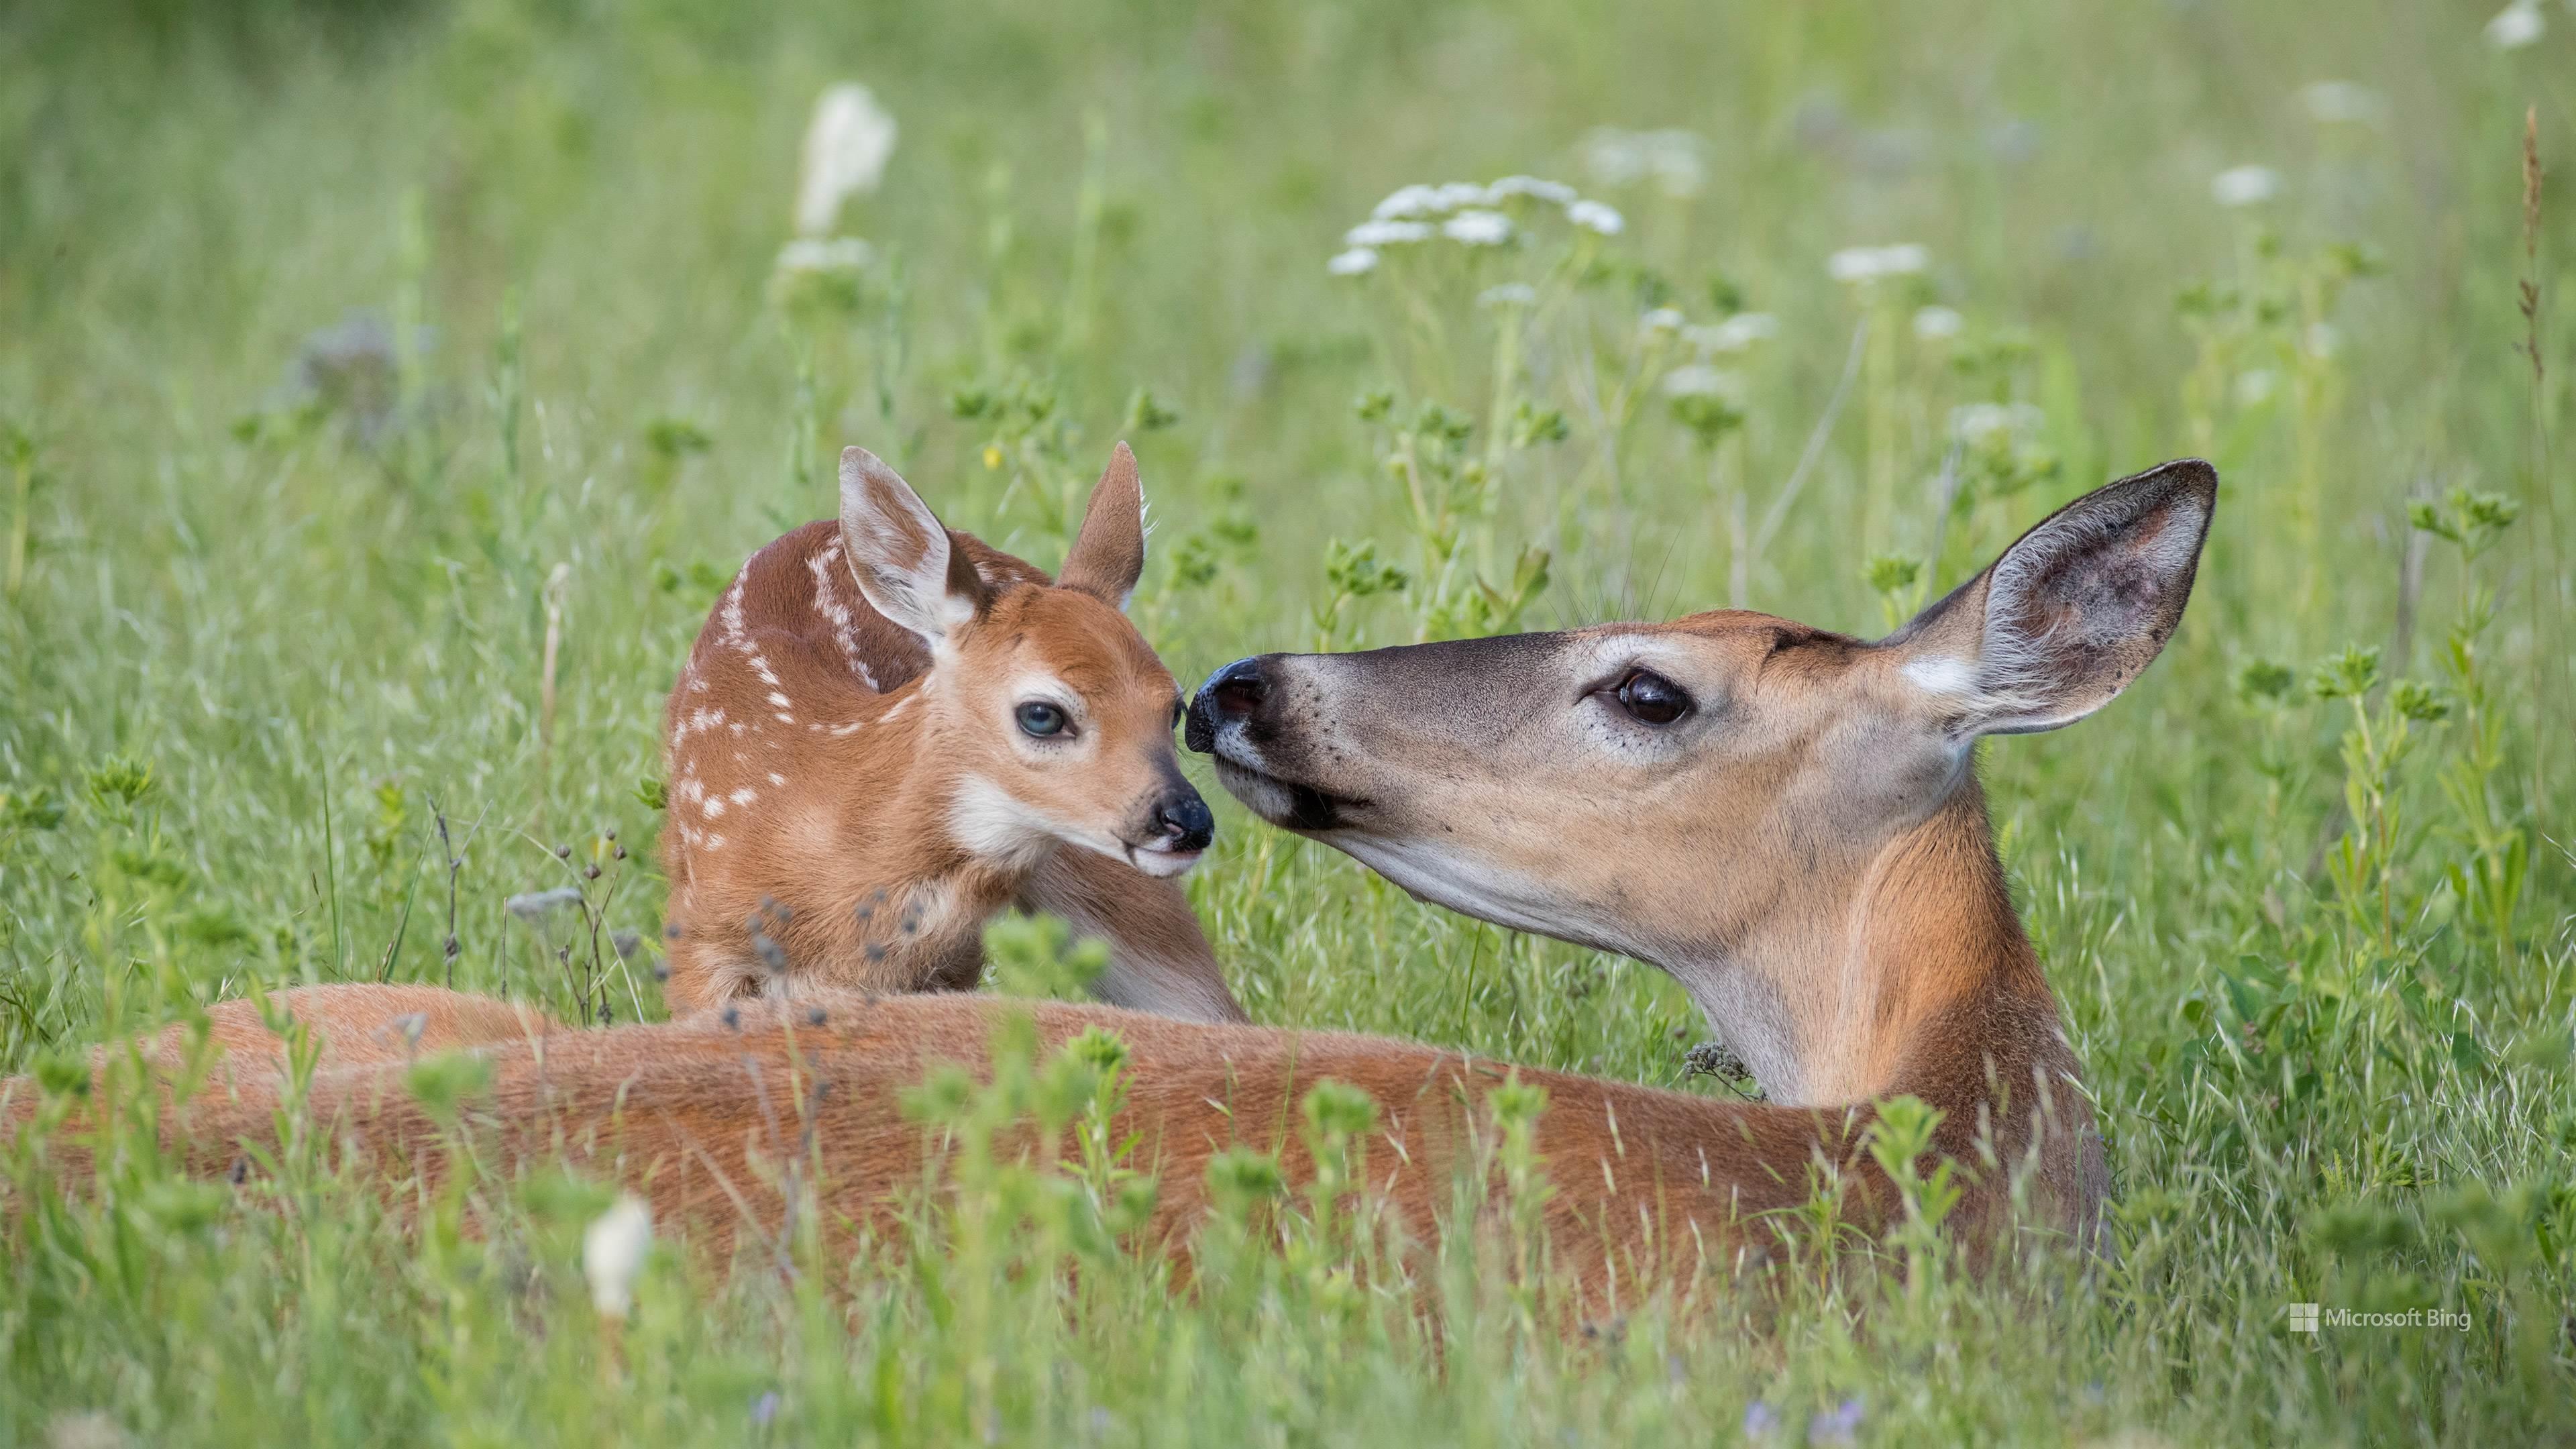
left=657, top=441, right=1242, bottom=1022
left=11, top=461, right=2214, bottom=1307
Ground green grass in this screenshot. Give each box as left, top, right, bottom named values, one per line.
left=3, top=0, right=2573, bottom=1442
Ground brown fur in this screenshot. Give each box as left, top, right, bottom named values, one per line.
left=659, top=444, right=1242, bottom=1023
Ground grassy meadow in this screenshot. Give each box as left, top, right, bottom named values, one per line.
left=3, top=0, right=2574, bottom=1442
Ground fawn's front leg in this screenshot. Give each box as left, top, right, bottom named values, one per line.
left=1018, top=846, right=1246, bottom=1024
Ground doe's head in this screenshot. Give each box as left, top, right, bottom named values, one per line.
left=1187, top=460, right=2217, bottom=962
left=839, top=442, right=1211, bottom=878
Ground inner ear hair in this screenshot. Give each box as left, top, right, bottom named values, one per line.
left=1895, top=458, right=2216, bottom=735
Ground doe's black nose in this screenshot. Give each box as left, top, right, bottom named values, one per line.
left=1152, top=790, right=1216, bottom=853
left=1186, top=657, right=1268, bottom=753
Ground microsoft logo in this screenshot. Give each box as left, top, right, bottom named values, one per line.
left=2288, top=1303, right=2320, bottom=1334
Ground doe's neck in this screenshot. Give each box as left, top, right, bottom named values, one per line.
left=1675, top=772, right=2067, bottom=1111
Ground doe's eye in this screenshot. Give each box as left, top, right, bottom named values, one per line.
left=1015, top=701, right=1069, bottom=738
left=1613, top=669, right=1692, bottom=725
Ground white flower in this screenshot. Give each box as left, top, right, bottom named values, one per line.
left=2486, top=1, right=2545, bottom=47
left=1912, top=305, right=1964, bottom=340
left=1371, top=184, right=1444, bottom=219
left=1486, top=175, right=1578, bottom=205
left=1949, top=401, right=2043, bottom=442
left=1688, top=312, right=1779, bottom=352
left=1640, top=307, right=1686, bottom=335
left=1564, top=199, right=1625, bottom=235
left=1580, top=128, right=1705, bottom=196
left=1327, top=248, right=1380, bottom=277
left=1432, top=181, right=1490, bottom=210
left=1344, top=219, right=1433, bottom=247
left=2210, top=165, right=2280, bottom=207
left=1660, top=364, right=1743, bottom=399
left=583, top=1193, right=652, bottom=1319
left=1581, top=129, right=1648, bottom=186
left=1442, top=209, right=1514, bottom=246
left=1828, top=244, right=1929, bottom=284
left=2234, top=369, right=2279, bottom=407
left=1478, top=282, right=1538, bottom=308
left=794, top=84, right=898, bottom=237
left=2304, top=321, right=2340, bottom=359
left=775, top=237, right=875, bottom=274
left=2298, top=81, right=2385, bottom=125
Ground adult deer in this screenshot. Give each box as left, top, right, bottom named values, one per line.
left=659, top=441, right=1242, bottom=1023
left=8, top=462, right=2212, bottom=1303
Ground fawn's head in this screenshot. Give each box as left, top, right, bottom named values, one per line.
left=841, top=443, right=1212, bottom=878
left=1191, top=462, right=2214, bottom=1093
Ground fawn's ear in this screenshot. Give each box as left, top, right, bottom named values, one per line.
left=1057, top=441, right=1148, bottom=608
left=1890, top=458, right=2216, bottom=737
left=839, top=447, right=988, bottom=644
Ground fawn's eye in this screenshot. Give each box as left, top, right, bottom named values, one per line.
left=1613, top=669, right=1692, bottom=725
left=1015, top=701, right=1069, bottom=738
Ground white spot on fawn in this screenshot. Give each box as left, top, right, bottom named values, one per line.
left=702, top=796, right=727, bottom=819
left=729, top=787, right=758, bottom=806
left=767, top=692, right=793, bottom=708
left=767, top=771, right=787, bottom=786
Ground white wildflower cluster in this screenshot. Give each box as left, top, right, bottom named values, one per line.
left=583, top=1193, right=653, bottom=1319
left=778, top=83, right=894, bottom=279
left=1646, top=301, right=1775, bottom=402
left=1949, top=401, right=2044, bottom=445
left=1659, top=364, right=1743, bottom=400
left=1580, top=128, right=1705, bottom=197
left=1687, top=312, right=1778, bottom=354
left=2485, top=1, right=2544, bottom=48
left=1911, top=305, right=1964, bottom=341
left=2298, top=81, right=2386, bottom=126
left=1328, top=175, right=1627, bottom=278
left=2210, top=165, right=2280, bottom=208
left=1827, top=244, right=1929, bottom=286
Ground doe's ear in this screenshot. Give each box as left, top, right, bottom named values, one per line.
left=838, top=447, right=988, bottom=645
left=1057, top=441, right=1148, bottom=608
left=1890, top=458, right=2216, bottom=737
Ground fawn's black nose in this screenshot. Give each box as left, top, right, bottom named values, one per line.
left=1186, top=657, right=1268, bottom=752
left=1153, top=790, right=1216, bottom=853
